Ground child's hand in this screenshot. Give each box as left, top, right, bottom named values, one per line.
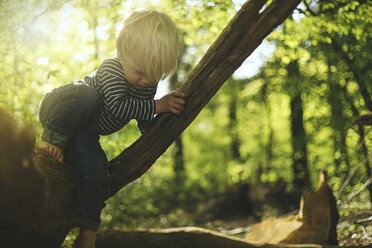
left=155, top=90, right=185, bottom=114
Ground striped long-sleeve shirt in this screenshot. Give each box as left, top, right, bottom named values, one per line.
left=82, top=58, right=157, bottom=135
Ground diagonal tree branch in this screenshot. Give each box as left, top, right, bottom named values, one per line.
left=107, top=0, right=302, bottom=197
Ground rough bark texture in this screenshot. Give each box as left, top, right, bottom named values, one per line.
left=0, top=0, right=302, bottom=247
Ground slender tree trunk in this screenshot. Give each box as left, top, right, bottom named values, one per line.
left=260, top=76, right=274, bottom=180
left=290, top=93, right=310, bottom=190
left=169, top=38, right=187, bottom=204
left=0, top=0, right=302, bottom=247
left=341, top=83, right=372, bottom=202
left=228, top=79, right=242, bottom=162
left=356, top=125, right=372, bottom=202
left=327, top=72, right=351, bottom=180
left=169, top=70, right=186, bottom=205
left=288, top=60, right=310, bottom=191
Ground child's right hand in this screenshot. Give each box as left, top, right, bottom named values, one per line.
left=155, top=90, right=185, bottom=115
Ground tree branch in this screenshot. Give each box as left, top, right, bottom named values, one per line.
left=303, top=0, right=318, bottom=16
left=347, top=177, right=372, bottom=201
left=107, top=0, right=303, bottom=197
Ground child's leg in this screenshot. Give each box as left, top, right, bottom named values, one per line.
left=37, top=83, right=100, bottom=163
left=64, top=129, right=108, bottom=246
left=73, top=228, right=96, bottom=248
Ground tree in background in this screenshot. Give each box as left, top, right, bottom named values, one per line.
left=261, top=0, right=371, bottom=199
left=287, top=59, right=311, bottom=191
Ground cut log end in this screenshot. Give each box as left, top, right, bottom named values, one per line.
left=245, top=168, right=339, bottom=245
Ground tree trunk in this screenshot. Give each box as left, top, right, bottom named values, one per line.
left=288, top=60, right=310, bottom=191
left=259, top=75, right=274, bottom=180
left=228, top=78, right=242, bottom=162
left=169, top=43, right=187, bottom=204
left=0, top=0, right=302, bottom=247
left=341, top=84, right=372, bottom=203
left=290, top=92, right=310, bottom=190
left=330, top=38, right=372, bottom=111
left=327, top=73, right=350, bottom=180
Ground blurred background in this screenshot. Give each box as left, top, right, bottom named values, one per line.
left=0, top=0, right=371, bottom=245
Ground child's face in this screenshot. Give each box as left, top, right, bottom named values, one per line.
left=121, top=60, right=158, bottom=90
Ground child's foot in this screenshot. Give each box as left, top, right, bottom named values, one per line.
left=36, top=140, right=64, bottom=163
left=74, top=228, right=96, bottom=248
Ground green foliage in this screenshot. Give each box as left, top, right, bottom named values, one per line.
left=1, top=0, right=371, bottom=232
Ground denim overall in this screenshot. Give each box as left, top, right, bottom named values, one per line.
left=39, top=82, right=108, bottom=231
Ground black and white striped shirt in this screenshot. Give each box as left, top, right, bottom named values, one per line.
left=83, top=58, right=156, bottom=135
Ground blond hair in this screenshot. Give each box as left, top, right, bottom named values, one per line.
left=116, top=10, right=179, bottom=83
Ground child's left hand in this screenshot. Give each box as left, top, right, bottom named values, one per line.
left=155, top=90, right=186, bottom=115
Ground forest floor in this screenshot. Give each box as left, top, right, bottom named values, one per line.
left=199, top=208, right=372, bottom=247
left=63, top=208, right=372, bottom=247
left=336, top=209, right=372, bottom=246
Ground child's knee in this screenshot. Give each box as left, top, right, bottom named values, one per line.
left=76, top=84, right=100, bottom=110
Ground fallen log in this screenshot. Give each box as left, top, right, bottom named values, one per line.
left=245, top=169, right=339, bottom=245
left=95, top=227, right=349, bottom=248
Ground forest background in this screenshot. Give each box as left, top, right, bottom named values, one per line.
left=0, top=0, right=371, bottom=245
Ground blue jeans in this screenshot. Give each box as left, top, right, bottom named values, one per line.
left=39, top=83, right=108, bottom=231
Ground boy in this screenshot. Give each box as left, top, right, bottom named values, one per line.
left=36, top=10, right=184, bottom=248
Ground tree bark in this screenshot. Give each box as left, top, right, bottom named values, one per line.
left=0, top=0, right=302, bottom=247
